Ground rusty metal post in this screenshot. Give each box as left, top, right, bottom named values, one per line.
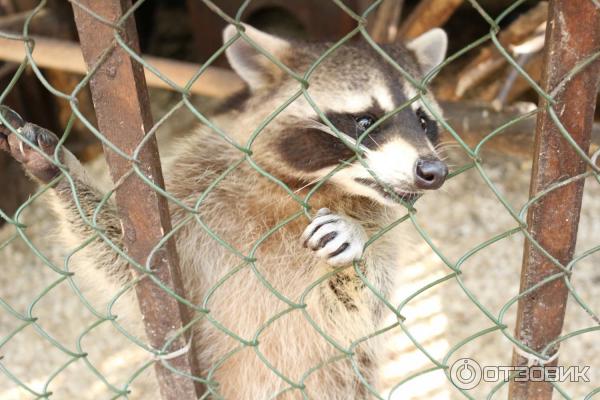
left=70, top=1, right=201, bottom=399
left=509, top=1, right=600, bottom=400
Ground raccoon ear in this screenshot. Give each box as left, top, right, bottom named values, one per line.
left=406, top=28, right=448, bottom=75
left=223, top=24, right=291, bottom=90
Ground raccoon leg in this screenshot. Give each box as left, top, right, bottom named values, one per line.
left=301, top=208, right=367, bottom=267
left=0, top=108, right=129, bottom=282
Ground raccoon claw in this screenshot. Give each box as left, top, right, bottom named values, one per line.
left=302, top=208, right=367, bottom=266
left=0, top=105, right=26, bottom=130
left=0, top=106, right=24, bottom=151
left=0, top=107, right=61, bottom=183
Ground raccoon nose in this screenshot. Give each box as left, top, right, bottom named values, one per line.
left=414, top=159, right=448, bottom=190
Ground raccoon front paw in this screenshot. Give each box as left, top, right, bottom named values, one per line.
left=302, top=208, right=367, bottom=266
left=0, top=106, right=61, bottom=183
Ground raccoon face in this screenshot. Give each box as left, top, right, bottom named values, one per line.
left=223, top=24, right=448, bottom=207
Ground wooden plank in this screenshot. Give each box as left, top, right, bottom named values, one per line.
left=399, top=0, right=463, bottom=40
left=0, top=36, right=243, bottom=98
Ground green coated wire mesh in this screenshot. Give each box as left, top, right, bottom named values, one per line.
left=0, top=0, right=599, bottom=399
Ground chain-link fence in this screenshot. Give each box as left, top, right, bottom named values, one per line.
left=0, top=0, right=599, bottom=399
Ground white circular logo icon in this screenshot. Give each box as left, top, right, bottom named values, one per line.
left=450, top=358, right=482, bottom=390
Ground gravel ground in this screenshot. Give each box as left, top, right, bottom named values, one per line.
left=1, top=94, right=599, bottom=399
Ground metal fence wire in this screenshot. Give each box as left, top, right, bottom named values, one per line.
left=0, top=0, right=599, bottom=399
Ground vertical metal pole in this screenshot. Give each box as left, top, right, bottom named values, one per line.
left=70, top=1, right=201, bottom=399
left=509, top=1, right=600, bottom=400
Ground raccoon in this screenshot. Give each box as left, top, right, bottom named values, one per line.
left=0, top=24, right=448, bottom=399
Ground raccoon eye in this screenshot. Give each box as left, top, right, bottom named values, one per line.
left=355, top=115, right=375, bottom=131
left=417, top=108, right=439, bottom=142
left=416, top=108, right=429, bottom=130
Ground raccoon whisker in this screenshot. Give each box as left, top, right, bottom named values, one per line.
left=369, top=136, right=382, bottom=151
left=436, top=152, right=455, bottom=162
left=434, top=142, right=462, bottom=150
left=436, top=147, right=462, bottom=154
left=435, top=140, right=459, bottom=145
left=435, top=143, right=462, bottom=149
left=293, top=175, right=327, bottom=193
left=438, top=158, right=457, bottom=168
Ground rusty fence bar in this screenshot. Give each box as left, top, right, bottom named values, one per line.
left=509, top=1, right=600, bottom=400
left=70, top=1, right=201, bottom=399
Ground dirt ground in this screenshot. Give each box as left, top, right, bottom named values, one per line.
left=1, top=90, right=599, bottom=399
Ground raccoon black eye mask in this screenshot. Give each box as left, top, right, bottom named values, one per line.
left=304, top=107, right=439, bottom=152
